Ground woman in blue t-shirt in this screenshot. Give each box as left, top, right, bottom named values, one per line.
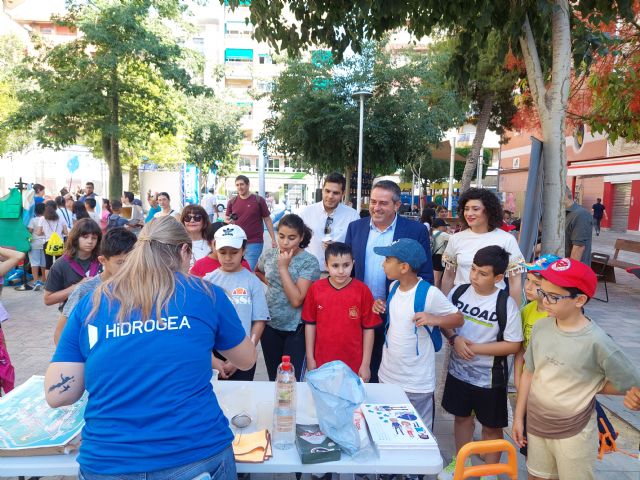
left=45, top=216, right=257, bottom=480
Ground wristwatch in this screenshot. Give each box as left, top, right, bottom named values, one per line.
left=448, top=334, right=459, bottom=346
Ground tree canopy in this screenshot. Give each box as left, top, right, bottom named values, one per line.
left=264, top=41, right=466, bottom=184
left=9, top=0, right=208, bottom=199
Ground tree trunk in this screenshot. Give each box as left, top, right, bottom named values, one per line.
left=519, top=1, right=571, bottom=256
left=344, top=166, right=353, bottom=204
left=108, top=68, right=122, bottom=200
left=129, top=165, right=140, bottom=196
left=459, top=92, right=494, bottom=193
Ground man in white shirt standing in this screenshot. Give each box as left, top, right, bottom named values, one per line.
left=299, top=172, right=359, bottom=271
left=201, top=187, right=217, bottom=222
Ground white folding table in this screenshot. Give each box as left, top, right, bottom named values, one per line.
left=0, top=381, right=443, bottom=477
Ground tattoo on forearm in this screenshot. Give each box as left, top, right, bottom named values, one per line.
left=48, top=373, right=75, bottom=394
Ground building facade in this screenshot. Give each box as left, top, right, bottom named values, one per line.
left=499, top=126, right=640, bottom=233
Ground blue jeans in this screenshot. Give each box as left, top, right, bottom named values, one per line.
left=244, top=242, right=264, bottom=271
left=78, top=445, right=236, bottom=480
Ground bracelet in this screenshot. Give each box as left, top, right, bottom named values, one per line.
left=448, top=334, right=459, bottom=346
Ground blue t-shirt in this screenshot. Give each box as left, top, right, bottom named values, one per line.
left=52, top=273, right=247, bottom=474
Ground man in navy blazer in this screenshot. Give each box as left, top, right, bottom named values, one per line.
left=345, top=180, right=434, bottom=382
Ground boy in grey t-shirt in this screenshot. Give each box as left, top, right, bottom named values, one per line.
left=203, top=224, right=269, bottom=380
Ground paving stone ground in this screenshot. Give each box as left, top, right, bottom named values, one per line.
left=1, top=229, right=639, bottom=479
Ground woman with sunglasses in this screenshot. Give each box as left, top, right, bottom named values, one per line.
left=45, top=216, right=256, bottom=480
left=181, top=205, right=212, bottom=264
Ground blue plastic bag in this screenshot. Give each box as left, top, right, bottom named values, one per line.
left=305, top=360, right=365, bottom=455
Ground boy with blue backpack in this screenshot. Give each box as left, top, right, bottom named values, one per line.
left=373, top=238, right=463, bottom=431
left=438, top=245, right=522, bottom=480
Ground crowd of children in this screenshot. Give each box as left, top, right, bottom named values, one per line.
left=28, top=197, right=640, bottom=480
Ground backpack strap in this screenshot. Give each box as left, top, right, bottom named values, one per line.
left=383, top=281, right=401, bottom=349
left=495, top=288, right=509, bottom=341
left=451, top=283, right=471, bottom=306
left=412, top=280, right=442, bottom=354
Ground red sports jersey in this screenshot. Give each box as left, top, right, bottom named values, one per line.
left=190, top=256, right=251, bottom=277
left=302, top=278, right=381, bottom=374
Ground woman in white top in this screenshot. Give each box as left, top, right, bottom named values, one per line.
left=36, top=201, right=69, bottom=273
left=180, top=204, right=212, bottom=265
left=153, top=192, right=181, bottom=220
left=441, top=188, right=524, bottom=306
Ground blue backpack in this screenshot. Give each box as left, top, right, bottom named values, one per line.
left=385, top=279, right=443, bottom=354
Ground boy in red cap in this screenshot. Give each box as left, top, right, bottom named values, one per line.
left=513, top=258, right=640, bottom=480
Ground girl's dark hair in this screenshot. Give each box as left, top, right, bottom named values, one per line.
left=180, top=204, right=211, bottom=235
left=204, top=222, right=226, bottom=243
left=64, top=218, right=102, bottom=259
left=278, top=213, right=312, bottom=249
left=55, top=196, right=65, bottom=208
left=44, top=201, right=59, bottom=221
left=102, top=198, right=112, bottom=214
left=34, top=203, right=46, bottom=216
left=73, top=201, right=90, bottom=220
left=158, top=191, right=170, bottom=201
left=420, top=208, right=434, bottom=225
left=457, top=188, right=503, bottom=231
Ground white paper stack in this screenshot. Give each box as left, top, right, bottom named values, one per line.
left=361, top=403, right=438, bottom=453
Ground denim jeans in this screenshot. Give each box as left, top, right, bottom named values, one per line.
left=244, top=242, right=264, bottom=271
left=78, top=445, right=236, bottom=480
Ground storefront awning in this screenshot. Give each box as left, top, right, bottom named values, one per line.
left=568, top=154, right=640, bottom=176
left=225, top=48, right=253, bottom=61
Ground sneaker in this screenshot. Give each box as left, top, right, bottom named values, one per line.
left=32, top=281, right=44, bottom=291
left=437, top=455, right=471, bottom=480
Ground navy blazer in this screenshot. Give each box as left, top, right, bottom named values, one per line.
left=344, top=215, right=434, bottom=291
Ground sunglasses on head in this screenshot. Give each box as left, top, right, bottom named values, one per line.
left=324, top=216, right=334, bottom=235
left=184, top=214, right=203, bottom=222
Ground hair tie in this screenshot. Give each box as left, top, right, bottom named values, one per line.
left=138, top=234, right=151, bottom=243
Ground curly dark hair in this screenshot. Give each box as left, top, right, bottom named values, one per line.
left=457, top=188, right=503, bottom=231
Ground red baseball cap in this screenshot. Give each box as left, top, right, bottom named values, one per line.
left=538, top=258, right=597, bottom=298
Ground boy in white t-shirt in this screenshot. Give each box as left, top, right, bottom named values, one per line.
left=438, top=245, right=523, bottom=480
left=372, top=238, right=463, bottom=431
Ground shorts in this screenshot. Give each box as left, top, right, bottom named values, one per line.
left=526, top=412, right=597, bottom=480
left=28, top=248, right=46, bottom=267
left=405, top=391, right=434, bottom=433
left=441, top=373, right=508, bottom=428
left=432, top=253, right=444, bottom=272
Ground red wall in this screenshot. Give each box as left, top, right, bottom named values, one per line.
left=602, top=182, right=613, bottom=229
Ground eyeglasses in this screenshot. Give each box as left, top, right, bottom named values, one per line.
left=536, top=288, right=577, bottom=305
left=184, top=214, right=203, bottom=223
left=324, top=216, right=334, bottom=235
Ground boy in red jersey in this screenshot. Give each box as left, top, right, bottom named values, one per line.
left=303, top=242, right=381, bottom=381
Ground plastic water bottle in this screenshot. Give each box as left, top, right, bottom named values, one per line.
left=272, top=355, right=296, bottom=450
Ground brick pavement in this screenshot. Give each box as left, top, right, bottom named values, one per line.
left=1, top=227, right=639, bottom=479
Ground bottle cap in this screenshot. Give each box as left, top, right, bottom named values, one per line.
left=282, top=355, right=290, bottom=363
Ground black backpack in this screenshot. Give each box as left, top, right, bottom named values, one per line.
left=106, top=214, right=129, bottom=231
left=451, top=283, right=511, bottom=386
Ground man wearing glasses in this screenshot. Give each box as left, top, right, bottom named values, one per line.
left=299, top=173, right=359, bottom=271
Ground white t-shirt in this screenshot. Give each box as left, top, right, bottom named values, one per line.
left=447, top=286, right=523, bottom=388
left=38, top=217, right=65, bottom=241
left=88, top=211, right=101, bottom=223
left=191, top=239, right=211, bottom=265
left=299, top=202, right=360, bottom=269
left=28, top=217, right=46, bottom=249
left=378, top=281, right=459, bottom=394
left=442, top=228, right=524, bottom=288
left=201, top=193, right=216, bottom=216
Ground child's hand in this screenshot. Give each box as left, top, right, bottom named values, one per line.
left=358, top=365, right=371, bottom=383
left=212, top=356, right=228, bottom=379
left=372, top=299, right=386, bottom=314
left=413, top=312, right=437, bottom=327
left=306, top=358, right=317, bottom=371
left=453, top=336, right=475, bottom=360
left=222, top=361, right=237, bottom=378
left=277, top=249, right=294, bottom=269
left=512, top=417, right=527, bottom=448
left=624, top=386, right=640, bottom=410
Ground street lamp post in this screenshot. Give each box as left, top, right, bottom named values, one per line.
left=353, top=89, right=372, bottom=212
left=448, top=136, right=456, bottom=215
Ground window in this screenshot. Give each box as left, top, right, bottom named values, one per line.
left=283, top=158, right=303, bottom=172
left=225, top=21, right=252, bottom=38
left=258, top=54, right=272, bottom=65
left=266, top=158, right=280, bottom=172
left=238, top=157, right=252, bottom=170
left=192, top=37, right=205, bottom=54
left=256, top=80, right=273, bottom=92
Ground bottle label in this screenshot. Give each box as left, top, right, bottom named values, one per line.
left=277, top=382, right=294, bottom=407
left=276, top=414, right=294, bottom=432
